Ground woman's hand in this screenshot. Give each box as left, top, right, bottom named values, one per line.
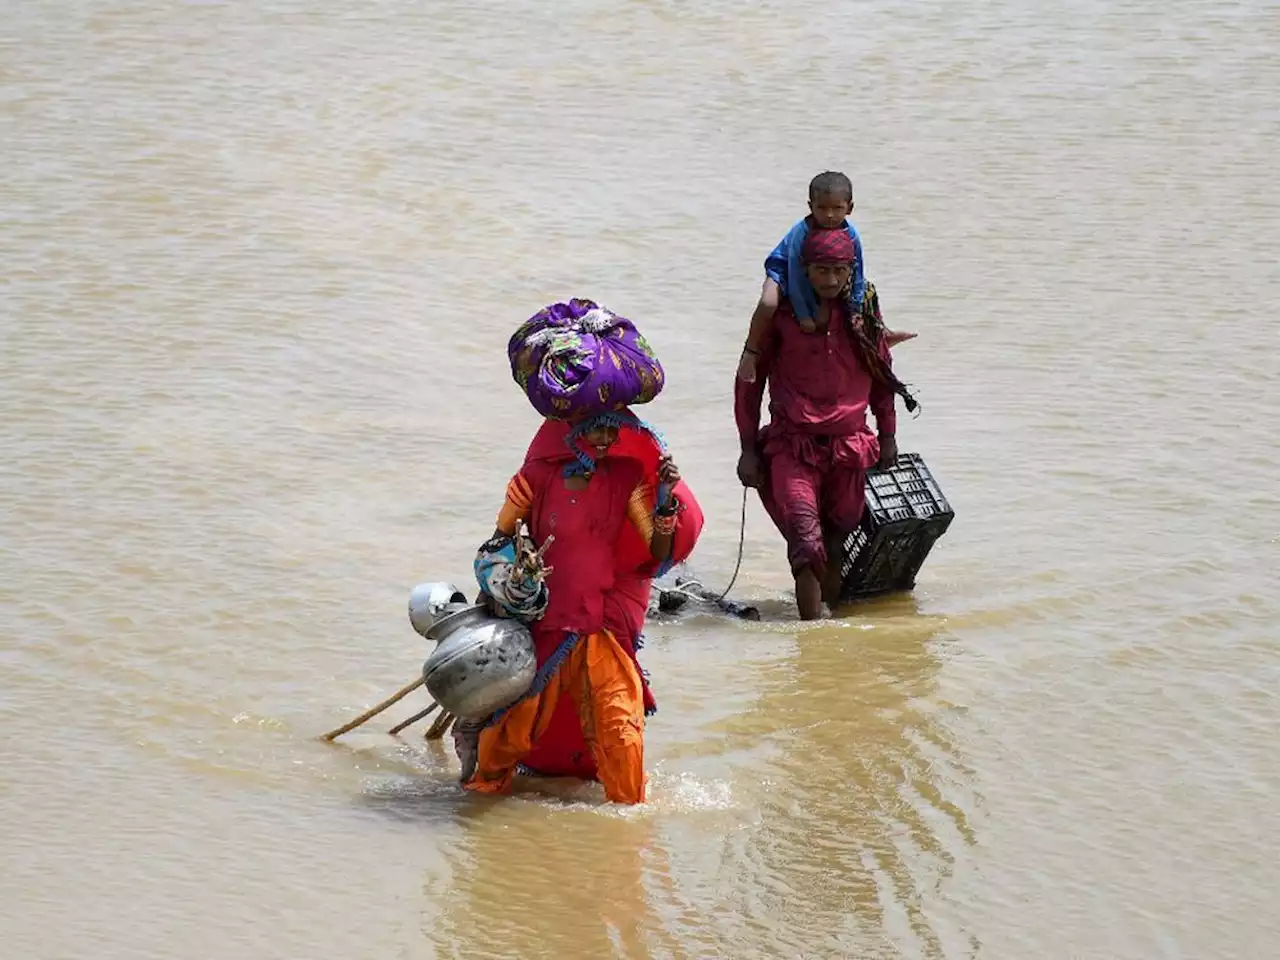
left=648, top=457, right=682, bottom=562
left=657, top=455, right=680, bottom=491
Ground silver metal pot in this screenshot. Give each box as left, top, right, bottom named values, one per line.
left=420, top=603, right=537, bottom=720
left=407, top=581, right=469, bottom=637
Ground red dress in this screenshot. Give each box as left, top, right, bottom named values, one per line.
left=508, top=417, right=703, bottom=781
left=466, top=413, right=703, bottom=799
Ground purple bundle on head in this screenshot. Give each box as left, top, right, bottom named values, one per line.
left=507, top=299, right=665, bottom=421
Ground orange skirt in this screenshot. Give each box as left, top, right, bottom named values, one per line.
left=464, top=630, right=647, bottom=804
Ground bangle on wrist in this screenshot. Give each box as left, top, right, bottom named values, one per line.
left=653, top=512, right=678, bottom=536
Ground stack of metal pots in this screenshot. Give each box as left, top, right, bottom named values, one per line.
left=407, top=581, right=537, bottom=721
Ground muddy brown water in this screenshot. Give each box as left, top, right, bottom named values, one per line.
left=3, top=1, right=1278, bottom=957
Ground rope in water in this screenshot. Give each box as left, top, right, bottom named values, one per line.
left=664, top=486, right=748, bottom=606
left=714, top=487, right=749, bottom=603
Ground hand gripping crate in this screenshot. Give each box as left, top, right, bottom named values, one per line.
left=838, top=453, right=954, bottom=602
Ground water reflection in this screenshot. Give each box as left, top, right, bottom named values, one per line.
left=670, top=595, right=969, bottom=957
left=338, top=591, right=969, bottom=956
left=352, top=741, right=470, bottom=829
left=425, top=794, right=674, bottom=959
left=347, top=741, right=672, bottom=956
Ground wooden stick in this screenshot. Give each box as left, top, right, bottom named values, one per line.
left=387, top=701, right=440, bottom=736
left=320, top=677, right=424, bottom=741
left=424, top=711, right=455, bottom=741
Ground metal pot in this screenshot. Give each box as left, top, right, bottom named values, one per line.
left=407, top=581, right=469, bottom=638
left=421, top=604, right=537, bottom=720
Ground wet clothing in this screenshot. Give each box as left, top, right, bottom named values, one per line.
left=766, top=216, right=866, bottom=322
left=521, top=475, right=703, bottom=781
left=734, top=299, right=896, bottom=573
left=466, top=413, right=701, bottom=802
left=467, top=630, right=647, bottom=803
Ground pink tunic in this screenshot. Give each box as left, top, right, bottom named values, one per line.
left=734, top=301, right=897, bottom=572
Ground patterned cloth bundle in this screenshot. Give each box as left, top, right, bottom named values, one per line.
left=508, top=299, right=664, bottom=421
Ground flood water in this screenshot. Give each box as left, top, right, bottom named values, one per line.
left=3, top=1, right=1278, bottom=958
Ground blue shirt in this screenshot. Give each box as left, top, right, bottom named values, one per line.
left=764, top=217, right=866, bottom=320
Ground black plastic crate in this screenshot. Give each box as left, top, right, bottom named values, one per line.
left=838, top=453, right=954, bottom=602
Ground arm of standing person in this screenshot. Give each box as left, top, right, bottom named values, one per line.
left=477, top=470, right=537, bottom=616
left=742, top=219, right=809, bottom=382
left=734, top=320, right=779, bottom=487
left=493, top=472, right=533, bottom=539
left=869, top=338, right=899, bottom=469
left=738, top=278, right=781, bottom=382
left=626, top=457, right=682, bottom=562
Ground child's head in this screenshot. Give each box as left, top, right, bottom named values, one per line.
left=808, top=171, right=854, bottom=229
left=801, top=227, right=855, bottom=301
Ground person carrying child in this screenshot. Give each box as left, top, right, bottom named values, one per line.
left=734, top=227, right=918, bottom=620
left=738, top=170, right=916, bottom=384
